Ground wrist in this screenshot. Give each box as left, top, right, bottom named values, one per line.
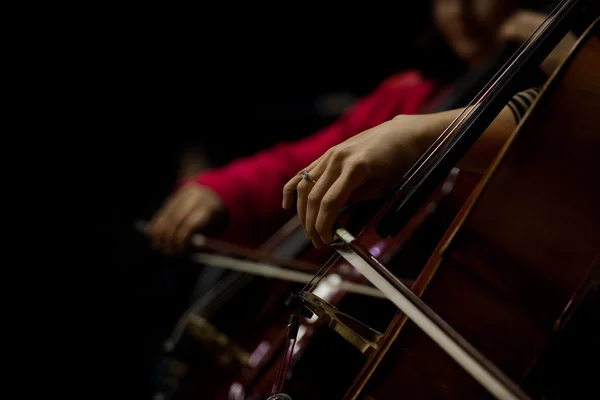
left=392, top=111, right=457, bottom=156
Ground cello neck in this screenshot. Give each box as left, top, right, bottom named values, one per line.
left=375, top=0, right=585, bottom=239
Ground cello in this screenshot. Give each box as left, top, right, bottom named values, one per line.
left=151, top=15, right=555, bottom=400
left=266, top=0, right=599, bottom=399
left=150, top=169, right=474, bottom=399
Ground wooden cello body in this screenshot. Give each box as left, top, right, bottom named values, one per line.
left=157, top=30, right=534, bottom=400
left=346, top=16, right=600, bottom=400
left=161, top=46, right=550, bottom=400
left=164, top=170, right=479, bottom=400
left=155, top=8, right=600, bottom=399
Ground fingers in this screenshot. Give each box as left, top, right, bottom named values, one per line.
left=283, top=149, right=372, bottom=247
left=282, top=155, right=325, bottom=209
left=146, top=195, right=184, bottom=252
left=146, top=185, right=213, bottom=254
left=171, top=208, right=210, bottom=253
left=282, top=174, right=303, bottom=209
left=315, top=169, right=366, bottom=244
left=295, top=164, right=326, bottom=239
left=163, top=192, right=206, bottom=253
left=304, top=167, right=340, bottom=248
left=295, top=179, right=311, bottom=232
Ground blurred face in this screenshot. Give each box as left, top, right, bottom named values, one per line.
left=434, top=0, right=517, bottom=65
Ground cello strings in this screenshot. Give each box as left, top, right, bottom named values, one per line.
left=300, top=251, right=342, bottom=293
left=354, top=11, right=551, bottom=238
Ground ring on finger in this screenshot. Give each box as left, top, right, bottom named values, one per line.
left=301, top=170, right=317, bottom=184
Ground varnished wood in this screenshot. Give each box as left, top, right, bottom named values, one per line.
left=347, top=17, right=600, bottom=400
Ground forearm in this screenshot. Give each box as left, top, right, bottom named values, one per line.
left=189, top=76, right=432, bottom=236
left=407, top=105, right=516, bottom=173
left=409, top=87, right=540, bottom=173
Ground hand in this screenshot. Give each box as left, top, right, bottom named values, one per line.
left=499, top=10, right=577, bottom=76
left=282, top=114, right=430, bottom=248
left=145, top=184, right=226, bottom=254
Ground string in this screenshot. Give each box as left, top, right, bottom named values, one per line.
left=271, top=6, right=564, bottom=397
left=348, top=8, right=555, bottom=242
left=271, top=337, right=288, bottom=394
left=271, top=314, right=300, bottom=395
left=271, top=335, right=297, bottom=395
left=301, top=251, right=342, bottom=293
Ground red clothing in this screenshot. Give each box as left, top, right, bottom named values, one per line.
left=185, top=70, right=440, bottom=245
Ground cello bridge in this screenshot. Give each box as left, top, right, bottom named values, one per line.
left=299, top=291, right=383, bottom=357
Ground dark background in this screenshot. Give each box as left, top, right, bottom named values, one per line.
left=87, top=4, right=433, bottom=397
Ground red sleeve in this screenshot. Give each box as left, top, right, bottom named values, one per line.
left=181, top=71, right=438, bottom=245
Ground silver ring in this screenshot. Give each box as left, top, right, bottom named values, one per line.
left=301, top=171, right=317, bottom=183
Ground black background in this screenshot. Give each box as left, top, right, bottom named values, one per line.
left=84, top=4, right=432, bottom=397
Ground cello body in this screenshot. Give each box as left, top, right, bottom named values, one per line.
left=346, top=16, right=600, bottom=400
left=155, top=10, right=596, bottom=398
left=158, top=35, right=532, bottom=400
left=167, top=170, right=479, bottom=400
